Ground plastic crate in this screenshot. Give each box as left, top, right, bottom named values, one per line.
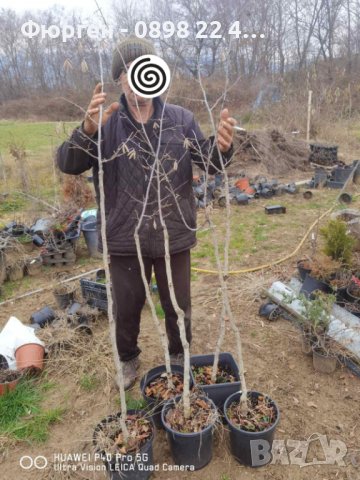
left=80, top=277, right=108, bottom=311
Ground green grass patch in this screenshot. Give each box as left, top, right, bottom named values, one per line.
left=155, top=303, right=165, bottom=319
left=0, top=121, right=78, bottom=152
left=0, top=195, right=26, bottom=215
left=115, top=393, right=148, bottom=410
left=0, top=376, right=63, bottom=443
left=79, top=374, right=100, bottom=392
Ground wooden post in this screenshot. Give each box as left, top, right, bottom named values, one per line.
left=306, top=90, right=313, bottom=143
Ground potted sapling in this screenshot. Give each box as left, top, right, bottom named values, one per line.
left=298, top=291, right=338, bottom=373
left=91, top=66, right=157, bottom=478
left=300, top=253, right=340, bottom=297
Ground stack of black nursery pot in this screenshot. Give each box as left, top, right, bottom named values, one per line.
left=92, top=350, right=280, bottom=478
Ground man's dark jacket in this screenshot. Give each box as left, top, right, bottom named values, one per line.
left=57, top=94, right=232, bottom=258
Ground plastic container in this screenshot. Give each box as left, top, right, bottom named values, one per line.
left=235, top=193, right=249, bottom=205
left=161, top=395, right=217, bottom=470
left=82, top=221, right=99, bottom=257
left=93, top=410, right=155, bottom=480
left=300, top=273, right=332, bottom=297
left=15, top=343, right=45, bottom=371
left=224, top=391, right=280, bottom=467
left=327, top=180, right=345, bottom=189
left=339, top=193, right=352, bottom=204
left=235, top=178, right=250, bottom=191
left=297, top=260, right=311, bottom=282
left=0, top=371, right=21, bottom=396
left=25, top=256, right=43, bottom=276
left=54, top=288, right=75, bottom=310
left=30, top=306, right=56, bottom=328
left=190, top=353, right=241, bottom=412
left=0, top=354, right=9, bottom=370
left=312, top=348, right=338, bottom=374
left=140, top=364, right=191, bottom=429
left=265, top=205, right=286, bottom=215
left=310, top=144, right=338, bottom=165
left=80, top=276, right=108, bottom=311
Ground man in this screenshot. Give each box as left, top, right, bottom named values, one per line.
left=57, top=36, right=236, bottom=389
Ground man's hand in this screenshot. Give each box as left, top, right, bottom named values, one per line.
left=217, top=108, right=237, bottom=153
left=83, top=83, right=120, bottom=136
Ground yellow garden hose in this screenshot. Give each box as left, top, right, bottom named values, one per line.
left=190, top=202, right=345, bottom=275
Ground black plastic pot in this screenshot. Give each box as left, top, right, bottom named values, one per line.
left=190, top=353, right=241, bottom=412
left=32, top=234, right=45, bottom=247
left=93, top=410, right=155, bottom=480
left=30, top=306, right=56, bottom=327
left=297, top=260, right=311, bottom=282
left=82, top=221, right=99, bottom=257
left=54, top=289, right=75, bottom=310
left=161, top=395, right=217, bottom=470
left=224, top=391, right=280, bottom=467
left=140, top=364, right=192, bottom=429
left=68, top=302, right=82, bottom=316
left=300, top=273, right=332, bottom=298
left=0, top=354, right=9, bottom=370
left=345, top=284, right=360, bottom=304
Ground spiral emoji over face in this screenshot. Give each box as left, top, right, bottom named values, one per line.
left=127, top=55, right=171, bottom=98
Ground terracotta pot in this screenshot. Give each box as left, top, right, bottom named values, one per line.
left=235, top=177, right=250, bottom=191
left=15, top=343, right=45, bottom=372
left=0, top=371, right=21, bottom=396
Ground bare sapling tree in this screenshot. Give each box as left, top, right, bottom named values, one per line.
left=96, top=47, right=129, bottom=439
left=196, top=50, right=249, bottom=413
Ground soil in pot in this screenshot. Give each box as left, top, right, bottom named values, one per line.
left=53, top=285, right=75, bottom=309
left=93, top=410, right=155, bottom=480
left=191, top=364, right=236, bottom=385
left=141, top=366, right=185, bottom=429
left=0, top=369, right=22, bottom=395
left=224, top=391, right=280, bottom=467
left=162, top=395, right=218, bottom=470
left=312, top=347, right=338, bottom=374
left=346, top=281, right=360, bottom=303
left=190, top=353, right=241, bottom=411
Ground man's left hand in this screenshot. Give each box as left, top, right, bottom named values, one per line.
left=217, top=108, right=237, bottom=153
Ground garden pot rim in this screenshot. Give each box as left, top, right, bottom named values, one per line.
left=0, top=369, right=22, bottom=385
left=140, top=364, right=187, bottom=395
left=312, top=346, right=337, bottom=358
left=161, top=394, right=218, bottom=437
left=223, top=390, right=280, bottom=436
left=15, top=342, right=45, bottom=355
left=93, top=409, right=155, bottom=459
left=190, top=352, right=241, bottom=385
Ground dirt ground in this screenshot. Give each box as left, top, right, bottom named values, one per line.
left=1, top=191, right=360, bottom=480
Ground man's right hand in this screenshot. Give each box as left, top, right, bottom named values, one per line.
left=82, top=83, right=120, bottom=136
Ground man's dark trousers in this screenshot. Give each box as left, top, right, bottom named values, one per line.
left=109, top=250, right=192, bottom=361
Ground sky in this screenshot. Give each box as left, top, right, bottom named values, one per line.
left=0, top=0, right=111, bottom=15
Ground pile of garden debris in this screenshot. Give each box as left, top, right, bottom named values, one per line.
left=230, top=129, right=310, bottom=176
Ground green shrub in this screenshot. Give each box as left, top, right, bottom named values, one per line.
left=320, top=219, right=355, bottom=265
